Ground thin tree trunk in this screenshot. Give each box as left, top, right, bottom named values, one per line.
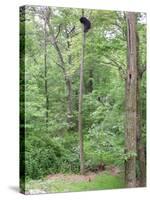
left=125, top=12, right=137, bottom=188
left=66, top=31, right=73, bottom=129
left=66, top=77, right=73, bottom=128
left=88, top=68, right=93, bottom=93
left=78, top=10, right=86, bottom=175
left=44, top=16, right=49, bottom=132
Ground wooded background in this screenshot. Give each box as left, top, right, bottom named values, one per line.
left=20, top=6, right=146, bottom=192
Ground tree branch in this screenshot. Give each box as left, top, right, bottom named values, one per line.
left=100, top=58, right=127, bottom=80
left=139, top=65, right=146, bottom=78
left=55, top=24, right=61, bottom=39
left=46, top=14, right=65, bottom=67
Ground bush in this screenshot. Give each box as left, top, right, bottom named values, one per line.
left=84, top=129, right=124, bottom=169
left=25, top=134, right=64, bottom=179
left=24, top=132, right=80, bottom=179
left=58, top=133, right=80, bottom=173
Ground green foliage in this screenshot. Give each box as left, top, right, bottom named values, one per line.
left=84, top=129, right=124, bottom=168
left=25, top=133, right=63, bottom=179
left=25, top=133, right=80, bottom=179
left=20, top=6, right=146, bottom=185
left=56, top=134, right=80, bottom=173
left=123, top=151, right=137, bottom=161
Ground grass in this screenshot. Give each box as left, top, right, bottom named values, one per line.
left=25, top=172, right=125, bottom=194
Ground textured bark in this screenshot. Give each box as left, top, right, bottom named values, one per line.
left=125, top=12, right=137, bottom=188
left=136, top=76, right=146, bottom=186
left=136, top=33, right=146, bottom=187
left=78, top=12, right=86, bottom=174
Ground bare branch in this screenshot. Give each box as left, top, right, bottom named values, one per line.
left=46, top=14, right=65, bottom=67
left=68, top=26, right=75, bottom=35
left=100, top=59, right=127, bottom=80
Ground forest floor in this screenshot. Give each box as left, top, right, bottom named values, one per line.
left=25, top=166, right=125, bottom=194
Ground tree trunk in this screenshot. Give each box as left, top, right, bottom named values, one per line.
left=44, top=16, right=49, bottom=132
left=88, top=68, right=93, bottom=93
left=78, top=11, right=86, bottom=175
left=136, top=74, right=146, bottom=186
left=136, top=33, right=146, bottom=187
left=66, top=31, right=73, bottom=129
left=47, top=11, right=73, bottom=129
left=66, top=77, right=73, bottom=129
left=125, top=12, right=137, bottom=188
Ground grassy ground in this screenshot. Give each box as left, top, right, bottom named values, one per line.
left=25, top=172, right=125, bottom=194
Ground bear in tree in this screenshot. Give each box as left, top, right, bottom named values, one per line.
left=80, top=17, right=91, bottom=32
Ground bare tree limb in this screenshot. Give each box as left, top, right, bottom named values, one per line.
left=47, top=18, right=65, bottom=67
left=100, top=59, right=127, bottom=80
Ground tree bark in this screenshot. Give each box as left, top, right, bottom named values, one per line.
left=78, top=10, right=86, bottom=175
left=66, top=78, right=73, bottom=128
left=136, top=32, right=146, bottom=187
left=136, top=74, right=146, bottom=187
left=125, top=12, right=137, bottom=188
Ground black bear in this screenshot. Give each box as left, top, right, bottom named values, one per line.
left=80, top=17, right=91, bottom=32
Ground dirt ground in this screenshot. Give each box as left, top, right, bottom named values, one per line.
left=47, top=165, right=121, bottom=183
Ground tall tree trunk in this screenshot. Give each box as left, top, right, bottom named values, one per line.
left=78, top=10, right=86, bottom=175
left=66, top=32, right=73, bottom=129
left=136, top=74, right=146, bottom=186
left=44, top=16, right=49, bottom=132
left=125, top=12, right=137, bottom=188
left=136, top=33, right=146, bottom=187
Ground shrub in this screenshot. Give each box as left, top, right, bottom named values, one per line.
left=24, top=132, right=80, bottom=179
left=25, top=134, right=63, bottom=179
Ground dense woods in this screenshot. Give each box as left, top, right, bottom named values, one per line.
left=20, top=6, right=146, bottom=193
